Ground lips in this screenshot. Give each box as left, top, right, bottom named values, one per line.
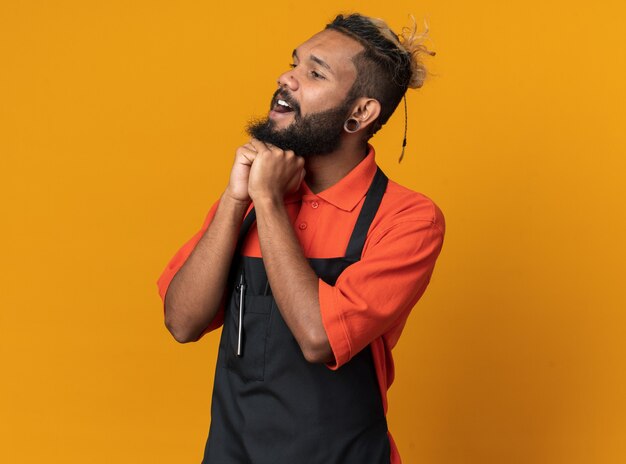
left=274, top=99, right=293, bottom=113
left=270, top=90, right=299, bottom=115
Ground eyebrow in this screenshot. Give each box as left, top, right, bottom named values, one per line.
left=292, top=49, right=334, bottom=75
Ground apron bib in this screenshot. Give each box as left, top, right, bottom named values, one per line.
left=203, top=168, right=390, bottom=464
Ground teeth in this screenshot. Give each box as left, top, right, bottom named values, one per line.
left=277, top=99, right=291, bottom=108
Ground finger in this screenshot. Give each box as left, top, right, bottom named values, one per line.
left=236, top=147, right=257, bottom=164
left=236, top=145, right=257, bottom=156
left=265, top=142, right=285, bottom=155
left=249, top=138, right=270, bottom=153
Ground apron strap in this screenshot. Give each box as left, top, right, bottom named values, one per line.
left=344, top=167, right=389, bottom=261
left=226, top=207, right=257, bottom=289
left=235, top=207, right=257, bottom=254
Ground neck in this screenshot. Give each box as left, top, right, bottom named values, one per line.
left=303, top=138, right=369, bottom=194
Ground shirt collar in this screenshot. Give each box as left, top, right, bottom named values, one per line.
left=295, top=144, right=378, bottom=212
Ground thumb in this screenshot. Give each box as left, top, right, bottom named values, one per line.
left=298, top=168, right=306, bottom=188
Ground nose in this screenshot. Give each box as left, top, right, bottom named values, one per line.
left=277, top=68, right=299, bottom=92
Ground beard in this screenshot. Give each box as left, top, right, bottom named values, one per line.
left=246, top=95, right=354, bottom=158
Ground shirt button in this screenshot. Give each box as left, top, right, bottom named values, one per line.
left=311, top=201, right=319, bottom=209
left=298, top=222, right=307, bottom=230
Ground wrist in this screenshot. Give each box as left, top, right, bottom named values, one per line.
left=251, top=194, right=283, bottom=211
left=249, top=186, right=282, bottom=205
left=221, top=189, right=251, bottom=212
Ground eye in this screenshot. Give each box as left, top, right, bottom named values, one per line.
left=310, top=70, right=325, bottom=80
left=288, top=63, right=297, bottom=69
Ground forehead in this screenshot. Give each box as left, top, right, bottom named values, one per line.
left=295, top=29, right=364, bottom=76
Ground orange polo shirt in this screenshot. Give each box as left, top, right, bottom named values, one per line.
left=157, top=145, right=445, bottom=464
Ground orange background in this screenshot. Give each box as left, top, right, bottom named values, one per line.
left=2, top=1, right=625, bottom=463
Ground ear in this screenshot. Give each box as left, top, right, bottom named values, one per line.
left=349, top=98, right=381, bottom=133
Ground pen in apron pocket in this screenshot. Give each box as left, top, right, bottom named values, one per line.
left=236, top=272, right=245, bottom=357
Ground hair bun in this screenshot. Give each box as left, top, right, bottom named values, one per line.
left=398, top=16, right=436, bottom=89
left=367, top=15, right=436, bottom=89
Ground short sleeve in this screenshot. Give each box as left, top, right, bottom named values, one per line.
left=319, top=219, right=445, bottom=370
left=156, top=199, right=225, bottom=333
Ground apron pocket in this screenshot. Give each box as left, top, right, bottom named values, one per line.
left=226, top=293, right=272, bottom=382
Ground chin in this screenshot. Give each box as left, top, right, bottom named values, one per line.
left=269, top=113, right=296, bottom=128
left=268, top=119, right=292, bottom=131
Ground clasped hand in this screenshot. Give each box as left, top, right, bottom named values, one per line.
left=227, top=138, right=305, bottom=204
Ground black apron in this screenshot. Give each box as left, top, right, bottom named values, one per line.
left=202, top=168, right=390, bottom=464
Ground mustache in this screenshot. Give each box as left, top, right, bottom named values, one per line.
left=270, top=88, right=301, bottom=114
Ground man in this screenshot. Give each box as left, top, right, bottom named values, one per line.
left=157, top=13, right=445, bottom=464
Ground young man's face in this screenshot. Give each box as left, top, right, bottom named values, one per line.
left=247, top=29, right=365, bottom=157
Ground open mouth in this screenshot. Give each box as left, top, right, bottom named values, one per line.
left=273, top=98, right=295, bottom=114
left=270, top=89, right=299, bottom=117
